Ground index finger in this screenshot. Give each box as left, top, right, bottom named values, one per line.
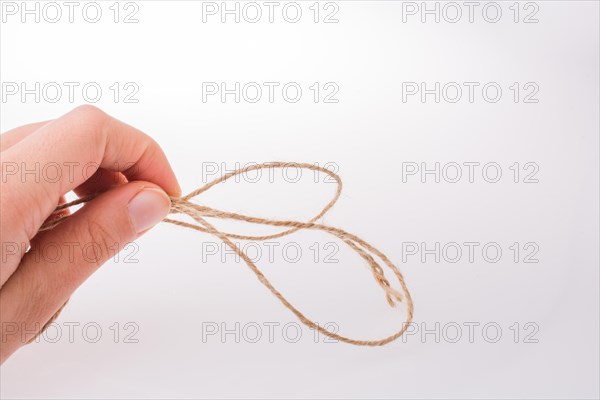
left=1, top=105, right=181, bottom=241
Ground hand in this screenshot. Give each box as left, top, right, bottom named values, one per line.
left=0, top=105, right=181, bottom=363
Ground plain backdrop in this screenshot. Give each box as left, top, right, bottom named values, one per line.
left=0, top=1, right=599, bottom=399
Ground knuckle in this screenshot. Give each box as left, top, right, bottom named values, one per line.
left=71, top=104, right=106, bottom=122
left=68, top=105, right=110, bottom=163
left=70, top=105, right=108, bottom=137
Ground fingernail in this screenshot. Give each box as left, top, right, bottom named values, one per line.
left=128, top=188, right=171, bottom=234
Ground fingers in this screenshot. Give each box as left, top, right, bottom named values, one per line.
left=1, top=121, right=129, bottom=195
left=1, top=105, right=180, bottom=274
left=3, top=105, right=180, bottom=227
left=0, top=119, right=128, bottom=195
left=0, top=181, right=170, bottom=362
left=73, top=168, right=128, bottom=197
left=0, top=120, right=52, bottom=151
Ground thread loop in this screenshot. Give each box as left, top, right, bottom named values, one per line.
left=39, top=162, right=414, bottom=346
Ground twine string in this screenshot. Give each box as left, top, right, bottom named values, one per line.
left=39, top=162, right=414, bottom=346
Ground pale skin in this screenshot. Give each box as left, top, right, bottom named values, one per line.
left=0, top=105, right=181, bottom=363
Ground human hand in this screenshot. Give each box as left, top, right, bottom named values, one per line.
left=0, top=105, right=181, bottom=363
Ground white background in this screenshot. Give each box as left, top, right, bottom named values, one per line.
left=1, top=1, right=599, bottom=398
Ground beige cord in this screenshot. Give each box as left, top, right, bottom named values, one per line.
left=39, top=162, right=414, bottom=346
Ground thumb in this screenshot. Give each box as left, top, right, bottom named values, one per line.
left=0, top=182, right=170, bottom=352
